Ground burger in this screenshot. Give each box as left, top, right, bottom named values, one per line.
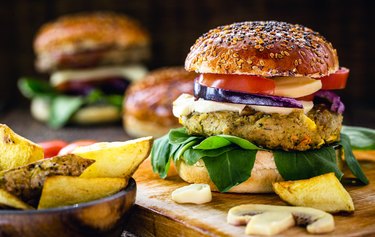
left=151, top=21, right=368, bottom=193
left=123, top=67, right=197, bottom=138
left=18, top=12, right=150, bottom=128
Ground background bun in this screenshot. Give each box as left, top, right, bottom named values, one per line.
left=185, top=21, right=339, bottom=78
left=34, top=12, right=150, bottom=72
left=124, top=67, right=197, bottom=138
left=176, top=151, right=283, bottom=193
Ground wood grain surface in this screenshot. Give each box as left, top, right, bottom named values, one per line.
left=125, top=155, right=375, bottom=237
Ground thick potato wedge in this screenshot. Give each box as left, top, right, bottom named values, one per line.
left=0, top=124, right=43, bottom=171
left=273, top=173, right=354, bottom=213
left=0, top=154, right=94, bottom=204
left=38, top=176, right=127, bottom=209
left=0, top=189, right=33, bottom=210
left=72, top=136, right=153, bottom=178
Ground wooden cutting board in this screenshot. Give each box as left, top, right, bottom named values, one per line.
left=124, top=154, right=375, bottom=237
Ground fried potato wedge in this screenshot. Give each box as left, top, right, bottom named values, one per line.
left=0, top=124, right=43, bottom=171
left=0, top=154, right=94, bottom=203
left=273, top=173, right=354, bottom=213
left=0, top=189, right=34, bottom=210
left=72, top=136, right=153, bottom=178
left=38, top=176, right=127, bottom=209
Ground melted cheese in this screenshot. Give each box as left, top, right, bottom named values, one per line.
left=173, top=94, right=314, bottom=117
left=50, top=64, right=148, bottom=87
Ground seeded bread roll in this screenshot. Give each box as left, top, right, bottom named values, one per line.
left=123, top=67, right=197, bottom=138
left=34, top=12, right=150, bottom=72
left=185, top=21, right=339, bottom=78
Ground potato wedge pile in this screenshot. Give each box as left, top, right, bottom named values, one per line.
left=0, top=124, right=152, bottom=210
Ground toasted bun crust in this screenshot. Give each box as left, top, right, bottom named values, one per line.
left=31, top=97, right=121, bottom=124
left=176, top=150, right=283, bottom=193
left=35, top=12, right=150, bottom=71
left=185, top=21, right=339, bottom=78
left=123, top=67, right=197, bottom=137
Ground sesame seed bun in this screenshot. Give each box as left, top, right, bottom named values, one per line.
left=123, top=67, right=197, bottom=138
left=34, top=12, right=150, bottom=72
left=185, top=21, right=339, bottom=78
left=176, top=151, right=283, bottom=193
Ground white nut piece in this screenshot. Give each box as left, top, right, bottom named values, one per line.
left=245, top=211, right=295, bottom=236
left=171, top=184, right=212, bottom=204
left=227, top=204, right=335, bottom=234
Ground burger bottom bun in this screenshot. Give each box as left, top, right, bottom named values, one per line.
left=31, top=97, right=121, bottom=124
left=124, top=115, right=172, bottom=138
left=175, top=150, right=284, bottom=193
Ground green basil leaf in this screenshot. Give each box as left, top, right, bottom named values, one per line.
left=217, top=134, right=260, bottom=150
left=18, top=78, right=57, bottom=98
left=151, top=134, right=172, bottom=179
left=340, top=133, right=369, bottom=184
left=104, top=94, right=123, bottom=108
left=174, top=140, right=198, bottom=162
left=193, top=136, right=231, bottom=150
left=274, top=146, right=343, bottom=181
left=169, top=127, right=202, bottom=145
left=342, top=126, right=375, bottom=150
left=49, top=96, right=84, bottom=129
left=183, top=146, right=235, bottom=165
left=202, top=149, right=257, bottom=192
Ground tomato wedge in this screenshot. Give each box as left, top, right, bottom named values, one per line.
left=39, top=140, right=68, bottom=158
left=320, top=67, right=349, bottom=90
left=198, top=74, right=275, bottom=95
left=58, top=140, right=97, bottom=156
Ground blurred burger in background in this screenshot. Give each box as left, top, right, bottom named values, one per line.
left=123, top=67, right=197, bottom=138
left=19, top=12, right=150, bottom=128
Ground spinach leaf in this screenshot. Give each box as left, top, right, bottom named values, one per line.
left=217, top=134, right=260, bottom=149
left=151, top=134, right=172, bottom=179
left=203, top=149, right=257, bottom=192
left=274, top=146, right=343, bottom=181
left=49, top=96, right=84, bottom=129
left=340, top=133, right=369, bottom=184
left=193, top=136, right=231, bottom=150
left=169, top=128, right=202, bottom=145
left=183, top=146, right=235, bottom=165
left=18, top=78, right=57, bottom=98
left=342, top=126, right=375, bottom=150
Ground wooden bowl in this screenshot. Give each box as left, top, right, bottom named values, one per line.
left=0, top=178, right=137, bottom=237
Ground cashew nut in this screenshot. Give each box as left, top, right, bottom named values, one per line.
left=227, top=204, right=335, bottom=234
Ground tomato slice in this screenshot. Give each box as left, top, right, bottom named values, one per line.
left=39, top=140, right=68, bottom=158
left=58, top=140, right=97, bottom=156
left=198, top=74, right=275, bottom=95
left=320, top=67, right=349, bottom=90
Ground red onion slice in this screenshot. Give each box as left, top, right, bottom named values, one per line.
left=194, top=80, right=303, bottom=108
left=315, top=90, right=345, bottom=114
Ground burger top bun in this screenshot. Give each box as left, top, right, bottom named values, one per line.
left=185, top=21, right=339, bottom=78
left=124, top=67, right=196, bottom=137
left=34, top=12, right=150, bottom=72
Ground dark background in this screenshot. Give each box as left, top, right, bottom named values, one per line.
left=0, top=0, right=374, bottom=127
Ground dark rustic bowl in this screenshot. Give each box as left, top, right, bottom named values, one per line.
left=0, top=178, right=136, bottom=237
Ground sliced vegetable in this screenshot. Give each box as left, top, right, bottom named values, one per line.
left=314, top=90, right=345, bottom=114
left=198, top=73, right=275, bottom=95
left=320, top=67, right=349, bottom=90
left=38, top=140, right=68, bottom=158
left=194, top=81, right=303, bottom=108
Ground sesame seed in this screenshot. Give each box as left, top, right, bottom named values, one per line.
left=259, top=60, right=265, bottom=66
left=270, top=53, right=274, bottom=58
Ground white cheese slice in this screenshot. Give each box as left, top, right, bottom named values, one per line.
left=173, top=94, right=313, bottom=117
left=50, top=64, right=148, bottom=87
left=274, top=76, right=322, bottom=98
left=171, top=184, right=212, bottom=204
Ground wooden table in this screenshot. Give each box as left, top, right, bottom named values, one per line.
left=1, top=107, right=375, bottom=236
